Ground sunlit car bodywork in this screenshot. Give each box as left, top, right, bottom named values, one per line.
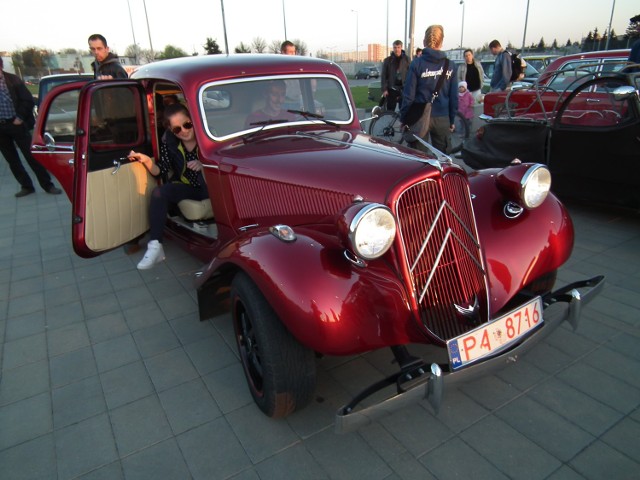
left=483, top=49, right=631, bottom=118
left=31, top=54, right=603, bottom=433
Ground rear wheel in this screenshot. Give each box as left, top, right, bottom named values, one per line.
left=231, top=273, right=316, bottom=418
left=369, top=111, right=403, bottom=144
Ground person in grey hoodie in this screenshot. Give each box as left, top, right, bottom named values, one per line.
left=400, top=24, right=458, bottom=153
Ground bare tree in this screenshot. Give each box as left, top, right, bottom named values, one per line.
left=252, top=37, right=267, bottom=53
left=138, top=49, right=156, bottom=63
left=269, top=40, right=282, bottom=54
left=291, top=39, right=308, bottom=56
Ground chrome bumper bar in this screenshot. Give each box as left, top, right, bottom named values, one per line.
left=335, top=275, right=605, bottom=434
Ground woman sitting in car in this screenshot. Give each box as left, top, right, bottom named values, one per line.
left=128, top=103, right=209, bottom=269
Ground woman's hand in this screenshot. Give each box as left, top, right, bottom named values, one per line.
left=128, top=150, right=159, bottom=175
left=186, top=160, right=203, bottom=172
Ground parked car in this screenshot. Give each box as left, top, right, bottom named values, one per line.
left=36, top=73, right=93, bottom=108
left=464, top=70, right=640, bottom=209
left=355, top=66, right=380, bottom=79
left=480, top=58, right=540, bottom=88
left=483, top=49, right=631, bottom=118
left=523, top=54, right=559, bottom=72
left=31, top=54, right=603, bottom=433
left=367, top=79, right=381, bottom=101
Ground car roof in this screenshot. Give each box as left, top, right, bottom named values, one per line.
left=546, top=49, right=630, bottom=66
left=131, top=54, right=343, bottom=88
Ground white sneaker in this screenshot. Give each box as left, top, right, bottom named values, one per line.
left=137, top=240, right=165, bottom=270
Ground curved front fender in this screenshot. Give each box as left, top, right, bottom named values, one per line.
left=197, top=228, right=420, bottom=355
left=468, top=169, right=574, bottom=314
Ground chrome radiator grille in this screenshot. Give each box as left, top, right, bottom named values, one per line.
left=395, top=173, right=487, bottom=341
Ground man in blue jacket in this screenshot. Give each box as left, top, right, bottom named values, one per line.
left=489, top=39, right=512, bottom=92
left=400, top=25, right=457, bottom=153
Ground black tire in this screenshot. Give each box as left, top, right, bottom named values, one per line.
left=231, top=273, right=316, bottom=418
left=450, top=112, right=469, bottom=154
left=369, top=111, right=403, bottom=144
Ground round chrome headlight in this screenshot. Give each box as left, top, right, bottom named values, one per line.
left=521, top=164, right=551, bottom=208
left=496, top=163, right=552, bottom=210
left=349, top=204, right=396, bottom=260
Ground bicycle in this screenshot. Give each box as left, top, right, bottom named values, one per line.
left=368, top=105, right=470, bottom=154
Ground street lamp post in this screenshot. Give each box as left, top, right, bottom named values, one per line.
left=351, top=9, right=359, bottom=63
left=605, top=0, right=616, bottom=50
left=142, top=0, right=154, bottom=59
left=282, top=0, right=288, bottom=41
left=220, top=0, right=229, bottom=54
left=459, top=0, right=465, bottom=49
left=126, top=0, right=138, bottom=64
left=521, top=0, right=530, bottom=52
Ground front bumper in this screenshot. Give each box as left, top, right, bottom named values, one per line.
left=334, top=275, right=605, bottom=434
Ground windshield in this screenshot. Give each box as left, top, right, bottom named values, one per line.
left=200, top=75, right=353, bottom=141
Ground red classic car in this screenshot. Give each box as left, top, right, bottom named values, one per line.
left=483, top=49, right=631, bottom=119
left=31, top=54, right=603, bottom=433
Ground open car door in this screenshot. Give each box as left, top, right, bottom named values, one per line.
left=34, top=81, right=155, bottom=257
left=549, top=75, right=640, bottom=209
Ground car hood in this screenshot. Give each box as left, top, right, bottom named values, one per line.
left=217, top=129, right=445, bottom=207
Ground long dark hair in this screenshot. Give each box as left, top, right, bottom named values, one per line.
left=163, top=102, right=191, bottom=130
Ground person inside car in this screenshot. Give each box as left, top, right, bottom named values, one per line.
left=128, top=103, right=209, bottom=269
left=245, top=80, right=296, bottom=128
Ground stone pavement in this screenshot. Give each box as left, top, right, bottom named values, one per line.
left=0, top=157, right=639, bottom=480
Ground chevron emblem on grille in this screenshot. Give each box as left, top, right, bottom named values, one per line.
left=409, top=200, right=484, bottom=304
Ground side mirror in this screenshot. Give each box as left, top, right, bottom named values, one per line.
left=613, top=85, right=636, bottom=102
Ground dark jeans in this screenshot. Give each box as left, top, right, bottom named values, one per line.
left=0, top=122, right=55, bottom=190
left=149, top=182, right=209, bottom=241
left=385, top=87, right=403, bottom=112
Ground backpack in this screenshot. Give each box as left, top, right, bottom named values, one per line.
left=508, top=51, right=524, bottom=82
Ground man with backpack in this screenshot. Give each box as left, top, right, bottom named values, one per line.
left=489, top=39, right=515, bottom=92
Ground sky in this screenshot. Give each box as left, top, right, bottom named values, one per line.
left=0, top=0, right=637, bottom=58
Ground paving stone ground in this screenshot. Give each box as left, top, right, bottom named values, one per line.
left=0, top=154, right=639, bottom=480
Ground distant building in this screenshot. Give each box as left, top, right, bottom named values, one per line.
left=368, top=44, right=387, bottom=63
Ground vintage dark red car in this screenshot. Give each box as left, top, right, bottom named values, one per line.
left=483, top=49, right=631, bottom=119
left=31, top=54, right=603, bottom=433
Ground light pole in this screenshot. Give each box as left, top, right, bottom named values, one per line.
left=126, top=0, right=138, bottom=64
left=521, top=0, right=530, bottom=52
left=220, top=0, right=229, bottom=54
left=142, top=0, right=154, bottom=59
left=605, top=0, right=616, bottom=50
left=351, top=9, right=359, bottom=63
left=459, top=0, right=465, bottom=49
left=282, top=0, right=288, bottom=41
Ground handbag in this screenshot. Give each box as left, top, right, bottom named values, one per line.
left=406, top=59, right=450, bottom=140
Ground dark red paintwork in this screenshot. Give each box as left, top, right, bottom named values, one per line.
left=31, top=54, right=574, bottom=356
left=483, top=49, right=631, bottom=118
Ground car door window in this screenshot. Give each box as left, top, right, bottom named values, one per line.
left=44, top=89, right=80, bottom=143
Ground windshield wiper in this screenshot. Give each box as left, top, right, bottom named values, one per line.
left=242, top=118, right=291, bottom=143
left=287, top=109, right=339, bottom=128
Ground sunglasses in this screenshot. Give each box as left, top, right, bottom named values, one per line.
left=171, top=121, right=193, bottom=135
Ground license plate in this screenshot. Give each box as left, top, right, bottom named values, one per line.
left=447, top=297, right=543, bottom=370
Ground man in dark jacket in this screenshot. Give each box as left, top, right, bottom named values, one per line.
left=381, top=40, right=410, bottom=111
left=88, top=34, right=128, bottom=79
left=0, top=57, right=62, bottom=197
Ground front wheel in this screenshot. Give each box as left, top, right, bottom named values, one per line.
left=231, top=273, right=316, bottom=418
